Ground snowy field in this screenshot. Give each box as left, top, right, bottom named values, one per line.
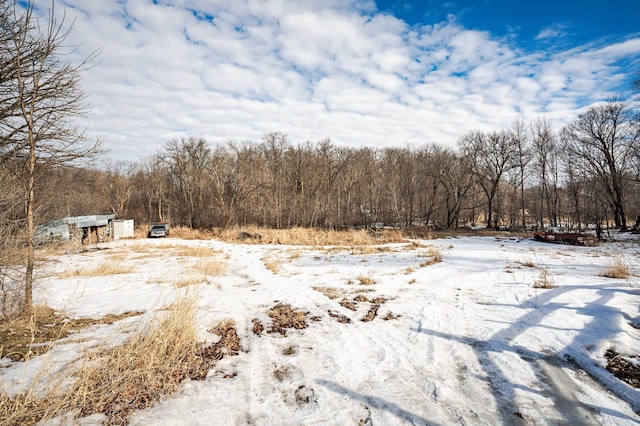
left=2, top=234, right=640, bottom=425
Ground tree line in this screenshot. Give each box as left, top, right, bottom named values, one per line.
left=30, top=99, right=640, bottom=234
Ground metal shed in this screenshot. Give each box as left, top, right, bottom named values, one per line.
left=36, top=214, right=115, bottom=244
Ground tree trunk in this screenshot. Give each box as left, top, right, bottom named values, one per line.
left=24, top=114, right=37, bottom=315
left=24, top=173, right=35, bottom=315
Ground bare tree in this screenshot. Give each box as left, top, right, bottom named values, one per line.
left=259, top=132, right=290, bottom=228
left=0, top=163, right=25, bottom=316
left=561, top=98, right=637, bottom=230
left=628, top=71, right=640, bottom=231
left=509, top=118, right=532, bottom=230
left=0, top=0, right=102, bottom=313
left=415, top=144, right=445, bottom=228
left=531, top=118, right=560, bottom=227
left=100, top=160, right=134, bottom=217
left=162, top=137, right=211, bottom=228
left=434, top=147, right=473, bottom=229
left=459, top=130, right=517, bottom=229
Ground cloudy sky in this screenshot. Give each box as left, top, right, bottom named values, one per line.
left=28, top=0, right=640, bottom=160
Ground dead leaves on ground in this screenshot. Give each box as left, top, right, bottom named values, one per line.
left=253, top=294, right=399, bottom=337
left=605, top=350, right=640, bottom=388
left=267, top=304, right=309, bottom=336
left=252, top=304, right=310, bottom=337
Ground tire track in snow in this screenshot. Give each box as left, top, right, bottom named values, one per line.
left=537, top=355, right=601, bottom=425
left=407, top=278, right=499, bottom=425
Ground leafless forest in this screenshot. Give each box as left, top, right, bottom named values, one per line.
left=15, top=103, right=640, bottom=235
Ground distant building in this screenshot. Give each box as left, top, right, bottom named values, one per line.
left=35, top=214, right=116, bottom=244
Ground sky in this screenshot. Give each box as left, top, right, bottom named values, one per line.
left=26, top=0, right=640, bottom=161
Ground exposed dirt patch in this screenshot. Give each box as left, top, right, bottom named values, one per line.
left=605, top=350, right=640, bottom=388
left=210, top=320, right=241, bottom=354
left=274, top=366, right=290, bottom=382
left=273, top=365, right=302, bottom=382
left=0, top=307, right=144, bottom=361
left=328, top=310, right=351, bottom=324
left=267, top=304, right=308, bottom=336
left=294, top=385, right=316, bottom=405
left=361, top=305, right=380, bottom=322
left=383, top=312, right=400, bottom=321
left=184, top=321, right=241, bottom=381
left=354, top=294, right=369, bottom=303
left=339, top=300, right=357, bottom=311
left=252, top=318, right=264, bottom=336
left=282, top=346, right=298, bottom=356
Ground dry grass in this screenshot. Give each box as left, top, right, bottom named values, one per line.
left=196, top=258, right=226, bottom=276
left=533, top=268, right=556, bottom=289
left=599, top=255, right=630, bottom=279
left=355, top=275, right=376, bottom=285
left=34, top=242, right=74, bottom=259
left=516, top=259, right=536, bottom=268
left=146, top=276, right=170, bottom=285
left=311, top=286, right=345, bottom=300
left=404, top=241, right=430, bottom=250
left=174, top=274, right=208, bottom=288
left=418, top=246, right=443, bottom=267
left=57, top=262, right=134, bottom=278
left=169, top=226, right=217, bottom=240
left=262, top=257, right=282, bottom=274
left=217, top=226, right=404, bottom=246
left=173, top=246, right=222, bottom=257
left=134, top=225, right=220, bottom=240
left=288, top=251, right=302, bottom=260
left=349, top=246, right=393, bottom=255
left=0, top=297, right=234, bottom=425
left=0, top=307, right=143, bottom=361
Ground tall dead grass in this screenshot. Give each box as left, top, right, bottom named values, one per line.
left=197, top=258, right=226, bottom=276
left=417, top=245, right=443, bottom=267
left=137, top=225, right=410, bottom=246
left=169, top=226, right=217, bottom=240
left=0, top=296, right=222, bottom=425
left=173, top=246, right=221, bottom=257
left=533, top=268, right=555, bottom=289
left=218, top=226, right=405, bottom=246
left=57, top=262, right=134, bottom=278
left=599, top=255, right=630, bottom=279
left=174, top=274, right=208, bottom=288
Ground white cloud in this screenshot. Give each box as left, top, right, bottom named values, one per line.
left=22, top=0, right=640, bottom=160
left=535, top=23, right=570, bottom=40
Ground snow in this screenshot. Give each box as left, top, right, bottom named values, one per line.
left=2, top=234, right=640, bottom=425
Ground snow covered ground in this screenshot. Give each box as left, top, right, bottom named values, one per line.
left=3, top=234, right=640, bottom=425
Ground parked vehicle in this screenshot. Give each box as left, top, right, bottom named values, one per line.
left=148, top=222, right=170, bottom=238
left=533, top=227, right=595, bottom=245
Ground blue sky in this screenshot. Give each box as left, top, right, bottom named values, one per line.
left=28, top=0, right=640, bottom=161
left=378, top=1, right=638, bottom=46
